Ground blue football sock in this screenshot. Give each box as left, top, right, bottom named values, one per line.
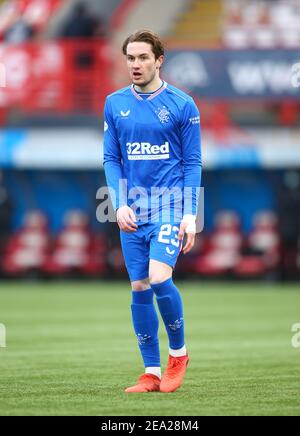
left=131, top=289, right=160, bottom=368
left=151, top=278, right=185, bottom=350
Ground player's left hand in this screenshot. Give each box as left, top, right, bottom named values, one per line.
left=178, top=216, right=196, bottom=255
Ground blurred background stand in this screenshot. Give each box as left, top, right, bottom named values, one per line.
left=0, top=0, right=299, bottom=282
left=278, top=170, right=300, bottom=280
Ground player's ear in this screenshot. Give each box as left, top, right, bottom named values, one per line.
left=156, top=55, right=164, bottom=69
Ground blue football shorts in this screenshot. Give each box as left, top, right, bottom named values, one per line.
left=120, top=222, right=182, bottom=282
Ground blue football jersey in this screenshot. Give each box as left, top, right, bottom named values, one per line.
left=103, top=81, right=202, bottom=222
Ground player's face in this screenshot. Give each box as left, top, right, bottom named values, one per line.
left=126, top=42, right=163, bottom=88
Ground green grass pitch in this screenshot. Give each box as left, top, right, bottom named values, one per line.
left=0, top=281, right=300, bottom=416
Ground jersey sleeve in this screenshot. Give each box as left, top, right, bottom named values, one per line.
left=180, top=98, right=202, bottom=216
left=103, top=97, right=127, bottom=210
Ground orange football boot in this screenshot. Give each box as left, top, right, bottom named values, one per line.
left=160, top=355, right=189, bottom=393
left=125, top=374, right=161, bottom=393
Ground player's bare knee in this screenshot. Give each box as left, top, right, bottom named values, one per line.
left=149, top=261, right=172, bottom=285
left=131, top=279, right=151, bottom=291
left=149, top=272, right=172, bottom=286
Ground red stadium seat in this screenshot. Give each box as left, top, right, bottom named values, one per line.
left=194, top=211, right=243, bottom=276
left=223, top=0, right=300, bottom=49
left=23, top=0, right=61, bottom=32
left=0, top=0, right=61, bottom=40
left=234, top=211, right=280, bottom=277
left=278, top=102, right=298, bottom=127
left=2, top=210, right=49, bottom=276
left=44, top=210, right=107, bottom=276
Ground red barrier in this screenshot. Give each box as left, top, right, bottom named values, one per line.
left=0, top=39, right=113, bottom=113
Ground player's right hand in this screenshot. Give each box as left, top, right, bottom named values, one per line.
left=116, top=205, right=138, bottom=233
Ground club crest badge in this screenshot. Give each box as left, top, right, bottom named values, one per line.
left=137, top=333, right=151, bottom=345
left=168, top=318, right=184, bottom=332
left=155, top=106, right=170, bottom=124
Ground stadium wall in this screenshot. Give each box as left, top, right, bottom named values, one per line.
left=2, top=168, right=278, bottom=234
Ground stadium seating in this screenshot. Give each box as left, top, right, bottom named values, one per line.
left=223, top=0, right=300, bottom=48
left=0, top=205, right=291, bottom=280
left=0, top=0, right=62, bottom=41
left=0, top=0, right=119, bottom=42
left=193, top=211, right=243, bottom=276
left=168, top=0, right=222, bottom=46
left=234, top=211, right=280, bottom=277
left=2, top=210, right=49, bottom=276
left=1, top=207, right=108, bottom=278
left=164, top=0, right=300, bottom=48
left=44, top=210, right=107, bottom=277
left=178, top=209, right=283, bottom=279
